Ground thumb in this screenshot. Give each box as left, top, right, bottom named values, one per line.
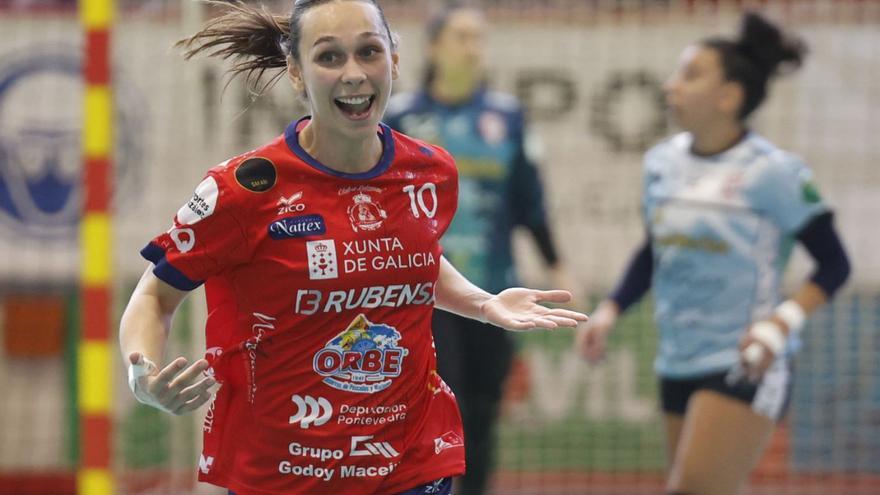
left=128, top=352, right=143, bottom=367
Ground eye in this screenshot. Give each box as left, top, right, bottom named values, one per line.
left=316, top=51, right=342, bottom=64
left=358, top=45, right=382, bottom=58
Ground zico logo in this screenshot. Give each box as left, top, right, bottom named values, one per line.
left=289, top=394, right=332, bottom=429
left=313, top=314, right=408, bottom=394
left=350, top=435, right=400, bottom=459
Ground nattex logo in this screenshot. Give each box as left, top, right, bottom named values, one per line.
left=269, top=214, right=326, bottom=240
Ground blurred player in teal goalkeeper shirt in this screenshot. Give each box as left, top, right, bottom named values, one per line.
left=576, top=12, right=850, bottom=495
left=385, top=4, right=574, bottom=495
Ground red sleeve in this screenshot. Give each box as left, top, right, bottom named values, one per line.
left=141, top=169, right=251, bottom=290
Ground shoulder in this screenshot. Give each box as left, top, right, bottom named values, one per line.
left=207, top=139, right=287, bottom=200
left=745, top=134, right=812, bottom=180
left=390, top=129, right=457, bottom=174
left=644, top=132, right=689, bottom=170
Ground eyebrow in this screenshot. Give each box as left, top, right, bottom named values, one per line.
left=313, top=32, right=384, bottom=47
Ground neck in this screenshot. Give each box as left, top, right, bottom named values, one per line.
left=689, top=120, right=746, bottom=156
left=299, top=118, right=383, bottom=174
left=431, top=69, right=480, bottom=104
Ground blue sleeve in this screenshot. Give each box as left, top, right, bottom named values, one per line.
left=796, top=212, right=851, bottom=298
left=608, top=236, right=653, bottom=313
left=508, top=114, right=557, bottom=264
left=750, top=155, right=827, bottom=233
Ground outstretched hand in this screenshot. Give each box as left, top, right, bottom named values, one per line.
left=127, top=352, right=216, bottom=415
left=480, top=288, right=588, bottom=331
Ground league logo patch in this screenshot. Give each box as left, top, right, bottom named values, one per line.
left=306, top=239, right=338, bottom=280
left=235, top=157, right=276, bottom=192
left=269, top=214, right=326, bottom=240
left=313, top=314, right=408, bottom=394
left=347, top=193, right=387, bottom=232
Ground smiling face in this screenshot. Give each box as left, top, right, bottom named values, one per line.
left=663, top=44, right=742, bottom=131
left=287, top=0, right=399, bottom=139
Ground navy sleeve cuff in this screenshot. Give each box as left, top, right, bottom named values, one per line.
left=608, top=238, right=653, bottom=313
left=529, top=223, right=560, bottom=266
left=140, top=243, right=203, bottom=291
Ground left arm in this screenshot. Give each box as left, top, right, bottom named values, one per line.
left=434, top=256, right=587, bottom=331
left=741, top=212, right=851, bottom=376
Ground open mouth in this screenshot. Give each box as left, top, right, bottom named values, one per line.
left=335, top=95, right=375, bottom=119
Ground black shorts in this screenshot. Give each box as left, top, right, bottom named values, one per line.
left=660, top=359, right=794, bottom=422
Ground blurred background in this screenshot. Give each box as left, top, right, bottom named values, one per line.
left=0, top=0, right=877, bottom=494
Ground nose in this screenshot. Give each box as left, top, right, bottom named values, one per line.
left=341, top=59, right=366, bottom=87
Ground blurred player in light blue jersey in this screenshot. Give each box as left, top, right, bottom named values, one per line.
left=576, top=12, right=850, bottom=495
left=385, top=3, right=575, bottom=495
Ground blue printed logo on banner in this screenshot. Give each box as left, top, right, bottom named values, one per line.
left=268, top=214, right=326, bottom=239
left=0, top=45, right=144, bottom=237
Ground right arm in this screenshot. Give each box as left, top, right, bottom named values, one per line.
left=119, top=266, right=215, bottom=415
left=576, top=236, right=653, bottom=363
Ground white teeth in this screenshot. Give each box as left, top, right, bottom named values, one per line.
left=336, top=96, right=370, bottom=105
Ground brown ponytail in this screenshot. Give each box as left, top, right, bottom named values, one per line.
left=175, top=1, right=290, bottom=94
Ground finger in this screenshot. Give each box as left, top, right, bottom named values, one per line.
left=529, top=317, right=559, bottom=329
left=532, top=290, right=573, bottom=304
left=504, top=319, right=537, bottom=331
left=168, top=359, right=211, bottom=393
left=174, top=390, right=214, bottom=415
left=176, top=375, right=217, bottom=403
left=545, top=308, right=589, bottom=321
left=742, top=343, right=765, bottom=367
left=154, top=357, right=189, bottom=385
left=542, top=315, right=581, bottom=328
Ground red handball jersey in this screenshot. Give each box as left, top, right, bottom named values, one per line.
left=141, top=118, right=465, bottom=495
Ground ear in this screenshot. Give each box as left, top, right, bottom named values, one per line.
left=719, top=81, right=744, bottom=117
left=391, top=51, right=400, bottom=81
left=287, top=55, right=304, bottom=92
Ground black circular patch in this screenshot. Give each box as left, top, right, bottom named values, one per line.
left=235, top=157, right=277, bottom=192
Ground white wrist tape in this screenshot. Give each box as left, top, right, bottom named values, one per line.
left=128, top=356, right=161, bottom=407
left=749, top=320, right=787, bottom=356
left=775, top=300, right=806, bottom=334
left=743, top=343, right=766, bottom=366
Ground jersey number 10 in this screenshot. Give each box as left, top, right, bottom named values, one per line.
left=402, top=183, right=438, bottom=219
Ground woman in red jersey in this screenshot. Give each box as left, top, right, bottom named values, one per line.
left=119, top=1, right=587, bottom=494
